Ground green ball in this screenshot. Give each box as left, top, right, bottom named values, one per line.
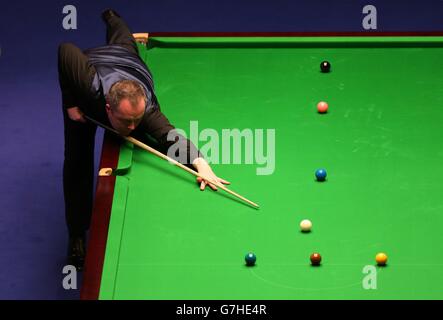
left=245, top=253, right=256, bottom=266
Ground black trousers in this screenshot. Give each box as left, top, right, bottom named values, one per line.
left=61, top=15, right=137, bottom=237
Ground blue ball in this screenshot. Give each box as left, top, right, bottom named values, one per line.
left=315, top=169, right=327, bottom=181
left=245, top=253, right=256, bottom=266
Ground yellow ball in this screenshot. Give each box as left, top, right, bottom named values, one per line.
left=376, top=253, right=388, bottom=266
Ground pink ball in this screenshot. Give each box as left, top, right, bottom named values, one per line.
left=317, top=101, right=328, bottom=113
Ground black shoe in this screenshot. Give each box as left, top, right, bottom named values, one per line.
left=102, top=9, right=120, bottom=22
left=67, top=235, right=86, bottom=271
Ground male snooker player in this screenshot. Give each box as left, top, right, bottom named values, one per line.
left=58, top=9, right=229, bottom=270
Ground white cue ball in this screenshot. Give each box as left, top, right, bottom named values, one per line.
left=300, top=219, right=312, bottom=232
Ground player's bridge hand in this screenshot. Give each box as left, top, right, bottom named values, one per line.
left=67, top=106, right=87, bottom=123
left=196, top=175, right=231, bottom=191
left=193, top=157, right=230, bottom=191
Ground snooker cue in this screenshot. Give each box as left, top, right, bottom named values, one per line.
left=84, top=115, right=260, bottom=208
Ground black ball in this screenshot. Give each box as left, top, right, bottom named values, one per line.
left=320, top=61, right=331, bottom=73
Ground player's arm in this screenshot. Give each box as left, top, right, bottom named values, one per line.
left=135, top=108, right=230, bottom=190
left=136, top=107, right=200, bottom=163
left=58, top=43, right=93, bottom=122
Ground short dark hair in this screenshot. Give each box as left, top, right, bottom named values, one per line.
left=106, top=80, right=147, bottom=110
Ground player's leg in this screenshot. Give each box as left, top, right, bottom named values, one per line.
left=102, top=9, right=138, bottom=55
left=62, top=110, right=97, bottom=269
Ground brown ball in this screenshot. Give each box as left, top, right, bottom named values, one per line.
left=310, top=253, right=322, bottom=266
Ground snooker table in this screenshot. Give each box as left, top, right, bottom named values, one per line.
left=81, top=33, right=443, bottom=300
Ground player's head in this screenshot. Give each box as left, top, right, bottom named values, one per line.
left=106, top=80, right=147, bottom=136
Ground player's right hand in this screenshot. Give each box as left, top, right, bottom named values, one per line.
left=67, top=106, right=87, bottom=123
